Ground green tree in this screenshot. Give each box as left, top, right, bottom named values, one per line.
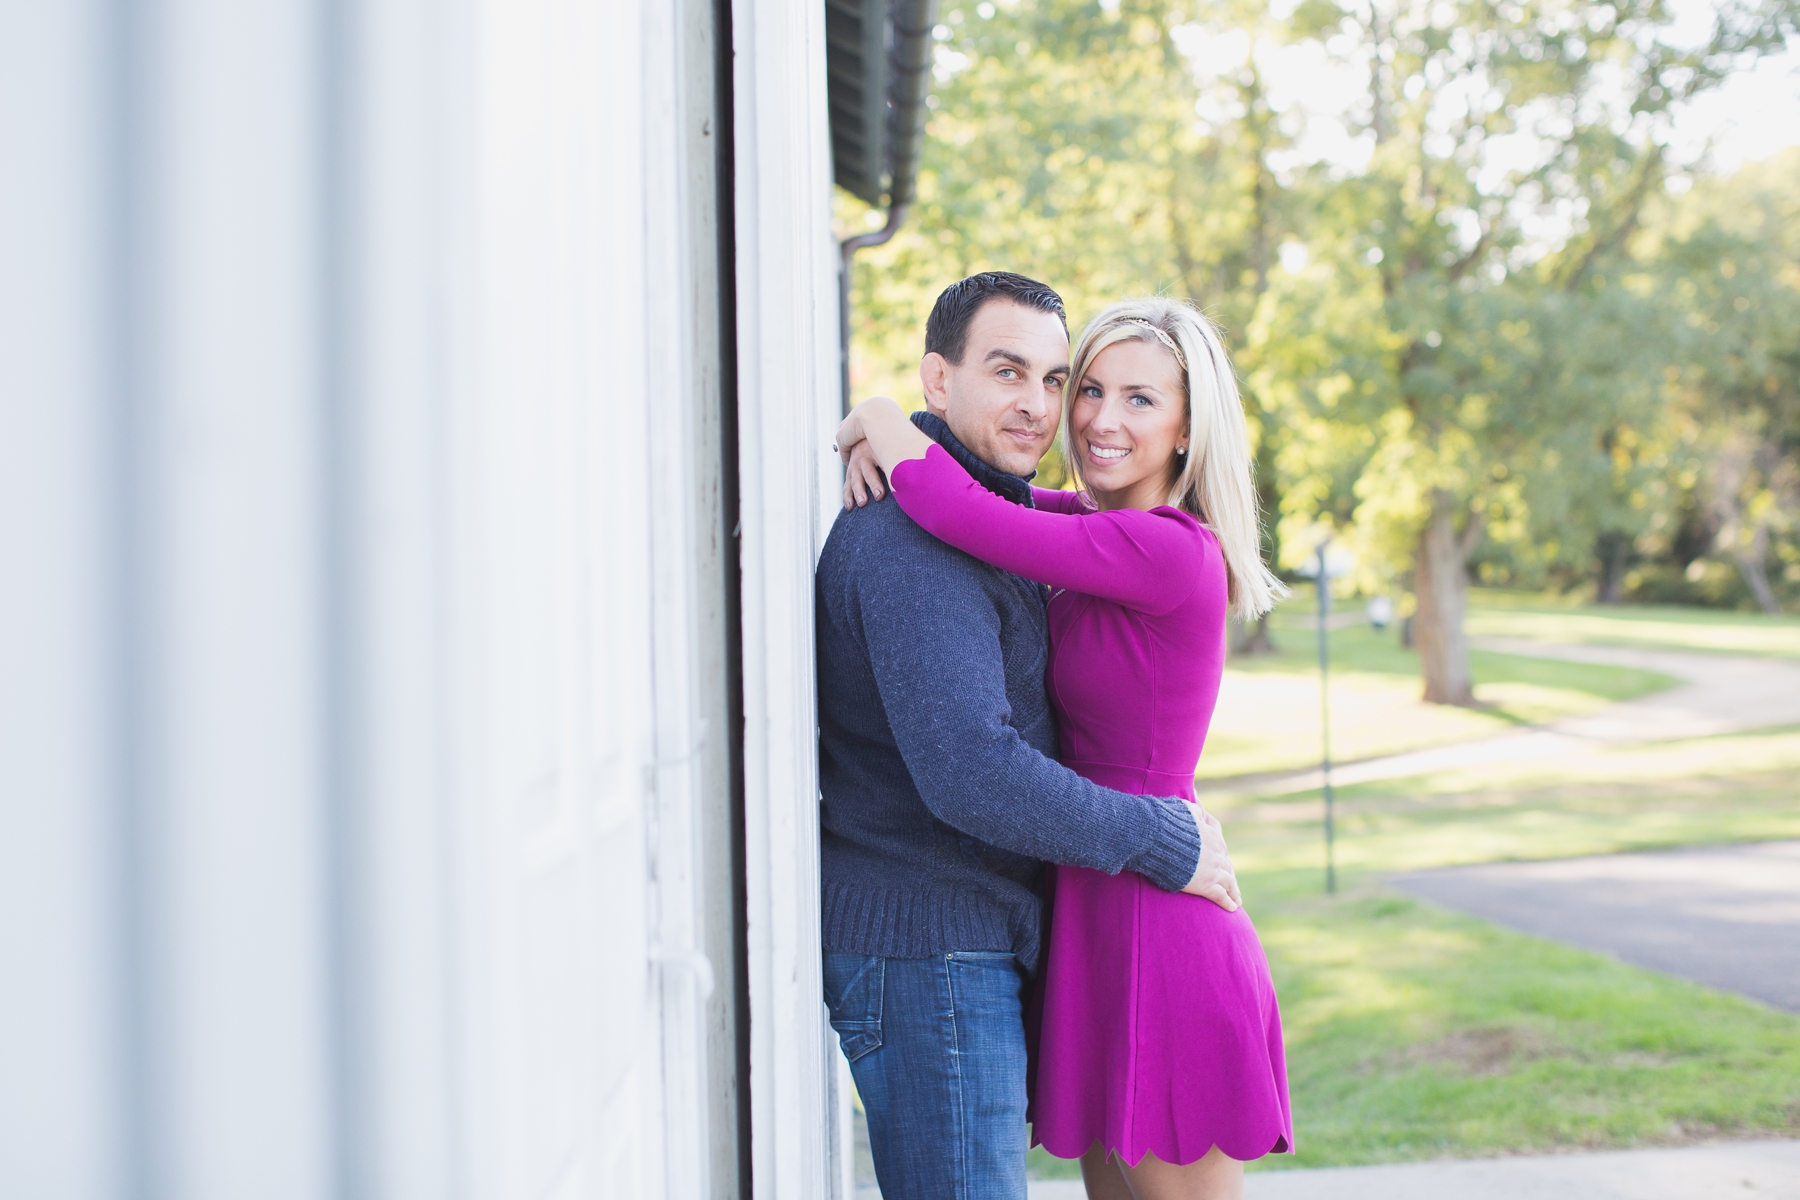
left=839, top=0, right=1800, bottom=688
left=1648, top=148, right=1800, bottom=611
left=1264, top=0, right=1797, bottom=702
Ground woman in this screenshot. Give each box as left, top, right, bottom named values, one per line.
left=834, top=298, right=1292, bottom=1200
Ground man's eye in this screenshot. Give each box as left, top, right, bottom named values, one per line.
left=998, top=368, right=1018, bottom=379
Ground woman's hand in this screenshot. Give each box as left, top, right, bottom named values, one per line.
left=834, top=396, right=906, bottom=510
left=842, top=441, right=888, bottom=510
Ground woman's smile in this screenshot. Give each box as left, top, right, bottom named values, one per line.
left=1070, top=338, right=1189, bottom=511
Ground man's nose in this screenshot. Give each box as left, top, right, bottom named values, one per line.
left=1017, top=387, right=1048, bottom=422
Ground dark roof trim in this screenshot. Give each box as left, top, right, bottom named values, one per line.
left=826, top=0, right=937, bottom=209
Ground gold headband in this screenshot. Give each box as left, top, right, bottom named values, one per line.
left=1117, top=317, right=1188, bottom=372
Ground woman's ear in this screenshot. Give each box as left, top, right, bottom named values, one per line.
left=920, top=352, right=952, bottom=414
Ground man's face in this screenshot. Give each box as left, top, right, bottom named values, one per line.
left=921, top=300, right=1070, bottom=477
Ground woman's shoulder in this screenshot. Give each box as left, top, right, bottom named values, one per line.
left=1128, top=503, right=1219, bottom=552
left=1139, top=507, right=1227, bottom=595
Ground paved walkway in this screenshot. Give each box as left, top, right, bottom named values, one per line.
left=1237, top=1139, right=1800, bottom=1199
left=1009, top=1140, right=1800, bottom=1199
left=1390, top=839, right=1800, bottom=1011
left=1203, top=639, right=1800, bottom=798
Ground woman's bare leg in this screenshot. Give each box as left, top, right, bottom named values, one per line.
left=1116, top=1145, right=1244, bottom=1200
left=1078, top=1141, right=1136, bottom=1200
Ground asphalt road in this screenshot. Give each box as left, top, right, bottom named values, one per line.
left=1390, top=840, right=1800, bottom=1011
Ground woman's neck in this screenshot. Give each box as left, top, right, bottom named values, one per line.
left=1091, top=474, right=1173, bottom=513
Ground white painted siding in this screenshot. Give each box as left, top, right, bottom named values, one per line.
left=0, top=0, right=839, bottom=1196
left=731, top=0, right=843, bottom=1196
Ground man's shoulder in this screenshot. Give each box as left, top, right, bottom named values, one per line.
left=819, top=498, right=988, bottom=585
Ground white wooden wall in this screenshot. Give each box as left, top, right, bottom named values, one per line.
left=731, top=0, right=845, bottom=1196
left=0, top=0, right=839, bottom=1196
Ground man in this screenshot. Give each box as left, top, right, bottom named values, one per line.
left=816, top=271, right=1238, bottom=1200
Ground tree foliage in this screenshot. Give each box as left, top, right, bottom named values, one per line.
left=841, top=0, right=1800, bottom=700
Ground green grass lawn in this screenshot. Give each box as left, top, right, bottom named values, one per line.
left=1199, top=621, right=1678, bottom=781
left=1219, top=728, right=1800, bottom=874
left=1248, top=871, right=1800, bottom=1170
left=1230, top=725, right=1800, bottom=1170
left=1463, top=588, right=1800, bottom=659
left=1029, top=735, right=1800, bottom=1179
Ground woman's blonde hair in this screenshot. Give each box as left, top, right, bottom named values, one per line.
left=1061, top=298, right=1285, bottom=622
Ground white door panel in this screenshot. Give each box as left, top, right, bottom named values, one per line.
left=1, top=0, right=819, bottom=1196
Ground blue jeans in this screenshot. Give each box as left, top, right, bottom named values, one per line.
left=823, top=949, right=1030, bottom=1200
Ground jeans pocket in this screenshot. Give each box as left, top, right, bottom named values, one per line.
left=822, top=952, right=885, bottom=1063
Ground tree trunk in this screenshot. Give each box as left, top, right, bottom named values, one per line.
left=1735, top=521, right=1781, bottom=614
left=1595, top=530, right=1631, bottom=604
left=1413, top=493, right=1479, bottom=706
left=1231, top=615, right=1277, bottom=656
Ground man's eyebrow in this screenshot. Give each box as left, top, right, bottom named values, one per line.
left=1046, top=362, right=1072, bottom=378
left=983, top=347, right=1031, bottom=368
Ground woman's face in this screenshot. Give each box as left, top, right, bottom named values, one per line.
left=1069, top=337, right=1189, bottom=511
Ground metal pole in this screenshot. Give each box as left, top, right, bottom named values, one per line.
left=1317, top=542, right=1337, bottom=895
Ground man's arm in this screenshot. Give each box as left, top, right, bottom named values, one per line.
left=844, top=528, right=1203, bottom=892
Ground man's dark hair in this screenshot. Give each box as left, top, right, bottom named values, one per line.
left=924, top=271, right=1067, bottom=365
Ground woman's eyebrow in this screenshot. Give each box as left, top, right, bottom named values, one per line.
left=1090, top=380, right=1167, bottom=394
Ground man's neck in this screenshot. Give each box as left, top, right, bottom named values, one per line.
left=910, top=410, right=1036, bottom=507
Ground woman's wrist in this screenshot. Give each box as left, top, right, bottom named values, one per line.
left=858, top=395, right=904, bottom=425
left=851, top=395, right=932, bottom=474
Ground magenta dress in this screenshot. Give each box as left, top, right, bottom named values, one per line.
left=889, top=445, right=1293, bottom=1166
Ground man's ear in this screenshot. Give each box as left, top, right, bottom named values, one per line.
left=920, top=352, right=951, bottom=415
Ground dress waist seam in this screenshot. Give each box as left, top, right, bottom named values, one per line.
left=1063, top=758, right=1196, bottom=780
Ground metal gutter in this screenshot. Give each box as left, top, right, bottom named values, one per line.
left=828, top=0, right=936, bottom=410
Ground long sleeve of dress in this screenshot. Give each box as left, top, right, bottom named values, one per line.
left=1032, top=485, right=1088, bottom=514
left=892, top=444, right=1209, bottom=615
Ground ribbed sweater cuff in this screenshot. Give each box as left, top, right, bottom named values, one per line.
left=1129, top=796, right=1201, bottom=892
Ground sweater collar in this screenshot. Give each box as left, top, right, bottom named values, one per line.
left=910, top=410, right=1037, bottom=508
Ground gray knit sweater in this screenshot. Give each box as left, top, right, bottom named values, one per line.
left=815, top=412, right=1201, bottom=972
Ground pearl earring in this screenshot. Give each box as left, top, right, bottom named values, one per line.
left=1176, top=446, right=1188, bottom=456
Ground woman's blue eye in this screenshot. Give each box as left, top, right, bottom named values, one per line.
left=1130, top=394, right=1153, bottom=407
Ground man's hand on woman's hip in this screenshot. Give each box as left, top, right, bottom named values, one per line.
left=1180, top=804, right=1241, bottom=912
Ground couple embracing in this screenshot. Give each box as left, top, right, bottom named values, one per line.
left=816, top=271, right=1293, bottom=1200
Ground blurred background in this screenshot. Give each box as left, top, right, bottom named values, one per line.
left=834, top=0, right=1800, bottom=1191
